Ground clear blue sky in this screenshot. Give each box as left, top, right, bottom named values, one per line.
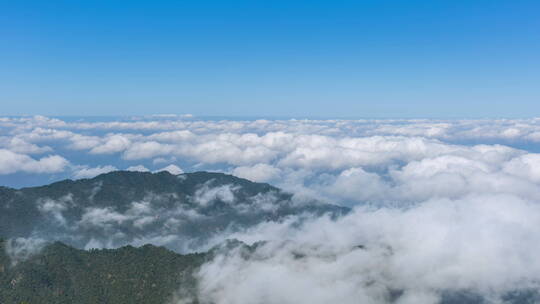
left=1, top=0, right=539, bottom=118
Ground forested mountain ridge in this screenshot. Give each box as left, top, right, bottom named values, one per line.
left=2, top=238, right=538, bottom=304
left=0, top=238, right=207, bottom=304
left=0, top=171, right=348, bottom=251
left=1, top=172, right=539, bottom=304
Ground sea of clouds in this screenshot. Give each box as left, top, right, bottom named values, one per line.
left=3, top=115, right=540, bottom=303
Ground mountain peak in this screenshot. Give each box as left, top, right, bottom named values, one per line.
left=0, top=170, right=347, bottom=252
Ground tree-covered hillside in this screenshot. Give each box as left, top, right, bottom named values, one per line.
left=0, top=171, right=347, bottom=251
left=1, top=171, right=539, bottom=304
left=0, top=171, right=347, bottom=303
left=0, top=238, right=206, bottom=304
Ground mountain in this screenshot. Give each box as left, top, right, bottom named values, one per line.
left=0, top=171, right=348, bottom=252
left=1, top=172, right=538, bottom=304
left=2, top=239, right=538, bottom=304
left=0, top=238, right=206, bottom=304
left=0, top=171, right=348, bottom=303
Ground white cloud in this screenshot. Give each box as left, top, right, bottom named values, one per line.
left=0, top=149, right=69, bottom=174
left=196, top=193, right=540, bottom=304
left=37, top=194, right=72, bottom=226
left=123, top=141, right=174, bottom=160
left=126, top=165, right=150, bottom=172
left=153, top=156, right=177, bottom=165
left=149, top=130, right=195, bottom=142
left=5, top=116, right=540, bottom=207
left=5, top=116, right=540, bottom=302
left=323, top=167, right=390, bottom=203
left=79, top=206, right=130, bottom=228
left=232, top=163, right=282, bottom=182
left=156, top=164, right=183, bottom=175
left=0, top=137, right=52, bottom=154
left=193, top=183, right=238, bottom=207
left=5, top=237, right=48, bottom=266
left=89, top=134, right=131, bottom=154
left=73, top=165, right=117, bottom=179
left=503, top=154, right=540, bottom=183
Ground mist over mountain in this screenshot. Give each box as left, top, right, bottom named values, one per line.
left=1, top=171, right=539, bottom=304
left=2, top=232, right=539, bottom=304
left=0, top=171, right=346, bottom=253
left=3, top=117, right=540, bottom=303
left=0, top=239, right=206, bottom=304
left=0, top=171, right=349, bottom=303
left=3, top=0, right=540, bottom=300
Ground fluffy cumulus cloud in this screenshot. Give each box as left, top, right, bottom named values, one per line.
left=0, top=136, right=52, bottom=154
left=0, top=149, right=68, bottom=174
left=89, top=134, right=132, bottom=154
left=232, top=163, right=282, bottom=182
left=192, top=183, right=238, bottom=207
left=4, top=116, right=540, bottom=303
left=157, top=164, right=184, bottom=175
left=4, top=116, right=540, bottom=180
left=196, top=194, right=540, bottom=304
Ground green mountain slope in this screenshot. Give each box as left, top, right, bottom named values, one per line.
left=0, top=171, right=347, bottom=252
left=0, top=238, right=206, bottom=304
left=4, top=171, right=535, bottom=304
left=2, top=239, right=538, bottom=304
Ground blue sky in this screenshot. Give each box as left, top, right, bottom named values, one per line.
left=1, top=0, right=539, bottom=117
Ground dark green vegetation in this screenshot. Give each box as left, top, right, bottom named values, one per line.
left=1, top=171, right=537, bottom=304
left=2, top=238, right=538, bottom=304
left=0, top=171, right=347, bottom=251
left=0, top=171, right=345, bottom=304
left=0, top=238, right=206, bottom=304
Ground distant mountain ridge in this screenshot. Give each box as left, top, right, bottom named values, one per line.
left=0, top=170, right=348, bottom=252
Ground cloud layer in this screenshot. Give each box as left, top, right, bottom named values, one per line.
left=3, top=116, right=540, bottom=202
left=3, top=115, right=540, bottom=303
left=196, top=193, right=540, bottom=303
